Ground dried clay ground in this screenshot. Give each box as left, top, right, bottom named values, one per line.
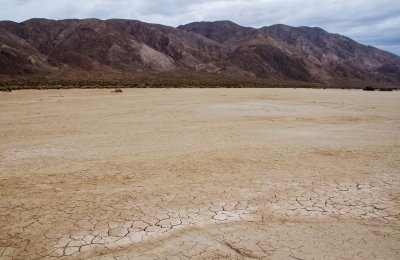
left=0, top=88, right=399, bottom=259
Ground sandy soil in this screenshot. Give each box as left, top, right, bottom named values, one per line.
left=0, top=88, right=399, bottom=259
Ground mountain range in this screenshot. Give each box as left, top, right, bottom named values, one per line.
left=1, top=18, right=399, bottom=87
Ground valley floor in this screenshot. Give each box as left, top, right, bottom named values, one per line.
left=0, top=88, right=399, bottom=259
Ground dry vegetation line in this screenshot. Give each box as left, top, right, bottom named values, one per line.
left=0, top=88, right=399, bottom=259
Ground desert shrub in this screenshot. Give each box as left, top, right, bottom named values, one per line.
left=111, top=88, right=123, bottom=93
left=0, top=86, right=12, bottom=92
left=363, top=86, right=375, bottom=91
left=378, top=88, right=393, bottom=91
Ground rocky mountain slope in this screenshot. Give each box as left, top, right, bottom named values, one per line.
left=1, top=19, right=399, bottom=86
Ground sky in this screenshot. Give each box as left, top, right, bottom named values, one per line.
left=1, top=0, right=399, bottom=55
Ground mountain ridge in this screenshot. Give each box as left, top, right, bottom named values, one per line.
left=1, top=18, right=399, bottom=87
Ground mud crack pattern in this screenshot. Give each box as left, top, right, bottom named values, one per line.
left=0, top=89, right=399, bottom=259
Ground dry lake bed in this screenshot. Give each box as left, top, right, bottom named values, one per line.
left=0, top=88, right=399, bottom=259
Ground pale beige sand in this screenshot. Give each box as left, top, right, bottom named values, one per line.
left=0, top=88, right=399, bottom=259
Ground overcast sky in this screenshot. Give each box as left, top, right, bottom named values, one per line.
left=1, top=0, right=399, bottom=55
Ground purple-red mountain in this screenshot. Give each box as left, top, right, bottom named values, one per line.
left=1, top=19, right=399, bottom=86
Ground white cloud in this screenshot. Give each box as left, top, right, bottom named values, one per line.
left=1, top=0, right=399, bottom=54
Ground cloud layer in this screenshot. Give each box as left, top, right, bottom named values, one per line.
left=1, top=0, right=399, bottom=55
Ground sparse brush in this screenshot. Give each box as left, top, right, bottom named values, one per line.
left=111, top=88, right=123, bottom=93
left=0, top=87, right=12, bottom=92
left=363, top=86, right=375, bottom=91
left=378, top=88, right=393, bottom=91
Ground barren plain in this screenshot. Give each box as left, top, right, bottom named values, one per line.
left=0, top=88, right=399, bottom=259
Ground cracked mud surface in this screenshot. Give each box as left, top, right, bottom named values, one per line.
left=0, top=88, right=399, bottom=259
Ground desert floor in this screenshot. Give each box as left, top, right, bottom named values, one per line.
left=0, top=88, right=399, bottom=259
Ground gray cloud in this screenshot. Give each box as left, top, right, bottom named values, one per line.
left=1, top=0, right=399, bottom=55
